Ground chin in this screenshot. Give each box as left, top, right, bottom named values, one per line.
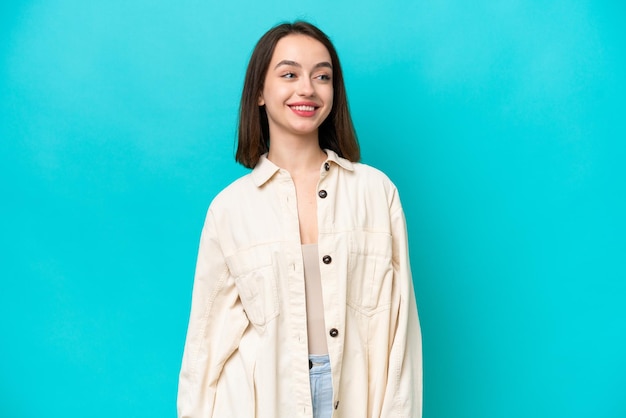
left=290, top=125, right=321, bottom=136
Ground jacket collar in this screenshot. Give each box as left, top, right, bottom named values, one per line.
left=251, top=149, right=355, bottom=188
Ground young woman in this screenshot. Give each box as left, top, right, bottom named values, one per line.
left=178, top=21, right=422, bottom=418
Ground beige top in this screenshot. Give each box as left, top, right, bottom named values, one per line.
left=301, top=244, right=329, bottom=355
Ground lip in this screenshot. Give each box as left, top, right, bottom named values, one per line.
left=287, top=101, right=320, bottom=117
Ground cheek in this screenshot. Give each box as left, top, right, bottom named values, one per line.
left=323, top=87, right=334, bottom=111
left=264, top=83, right=291, bottom=104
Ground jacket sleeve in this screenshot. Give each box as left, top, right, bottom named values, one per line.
left=177, top=208, right=249, bottom=418
left=381, top=188, right=423, bottom=418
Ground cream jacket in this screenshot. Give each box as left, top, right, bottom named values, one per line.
left=178, top=150, right=422, bottom=418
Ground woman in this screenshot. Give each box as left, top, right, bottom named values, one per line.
left=178, top=21, right=422, bottom=418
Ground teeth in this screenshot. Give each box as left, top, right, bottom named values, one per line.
left=291, top=105, right=315, bottom=111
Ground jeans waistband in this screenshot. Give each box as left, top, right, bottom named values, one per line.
left=308, top=354, right=331, bottom=375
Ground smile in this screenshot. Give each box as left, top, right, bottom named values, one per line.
left=289, top=105, right=317, bottom=111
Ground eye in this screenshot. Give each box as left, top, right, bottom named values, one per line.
left=315, top=74, right=332, bottom=81
left=281, top=72, right=296, bottom=79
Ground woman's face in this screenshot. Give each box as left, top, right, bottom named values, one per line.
left=259, top=34, right=333, bottom=142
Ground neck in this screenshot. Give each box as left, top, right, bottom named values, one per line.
left=267, top=134, right=326, bottom=176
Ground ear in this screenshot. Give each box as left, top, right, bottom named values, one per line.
left=258, top=94, right=265, bottom=106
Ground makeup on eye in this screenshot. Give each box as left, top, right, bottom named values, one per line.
left=278, top=70, right=332, bottom=81
left=274, top=60, right=333, bottom=81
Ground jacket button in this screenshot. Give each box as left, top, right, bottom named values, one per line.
left=318, top=190, right=327, bottom=199
left=324, top=162, right=330, bottom=171
left=322, top=255, right=332, bottom=264
left=329, top=328, right=339, bottom=337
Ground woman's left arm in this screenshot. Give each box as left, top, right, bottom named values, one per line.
left=382, top=188, right=423, bottom=418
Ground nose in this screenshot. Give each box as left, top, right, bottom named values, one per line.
left=297, top=77, right=315, bottom=97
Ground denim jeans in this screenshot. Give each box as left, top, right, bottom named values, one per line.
left=309, top=354, right=333, bottom=418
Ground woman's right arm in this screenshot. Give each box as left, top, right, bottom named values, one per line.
left=177, top=208, right=248, bottom=418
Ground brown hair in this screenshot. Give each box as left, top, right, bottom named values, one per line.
left=235, top=21, right=360, bottom=168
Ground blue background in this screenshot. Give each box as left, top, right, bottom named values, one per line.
left=1, top=1, right=625, bottom=417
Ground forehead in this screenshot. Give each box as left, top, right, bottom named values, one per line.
left=270, top=34, right=332, bottom=66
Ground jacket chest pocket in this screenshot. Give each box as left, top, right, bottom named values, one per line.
left=226, top=245, right=280, bottom=329
left=347, top=232, right=394, bottom=315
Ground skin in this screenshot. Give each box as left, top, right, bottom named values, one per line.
left=259, top=34, right=334, bottom=244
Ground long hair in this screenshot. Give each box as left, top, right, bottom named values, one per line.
left=235, top=21, right=360, bottom=169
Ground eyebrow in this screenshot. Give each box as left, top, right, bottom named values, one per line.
left=273, top=60, right=333, bottom=70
